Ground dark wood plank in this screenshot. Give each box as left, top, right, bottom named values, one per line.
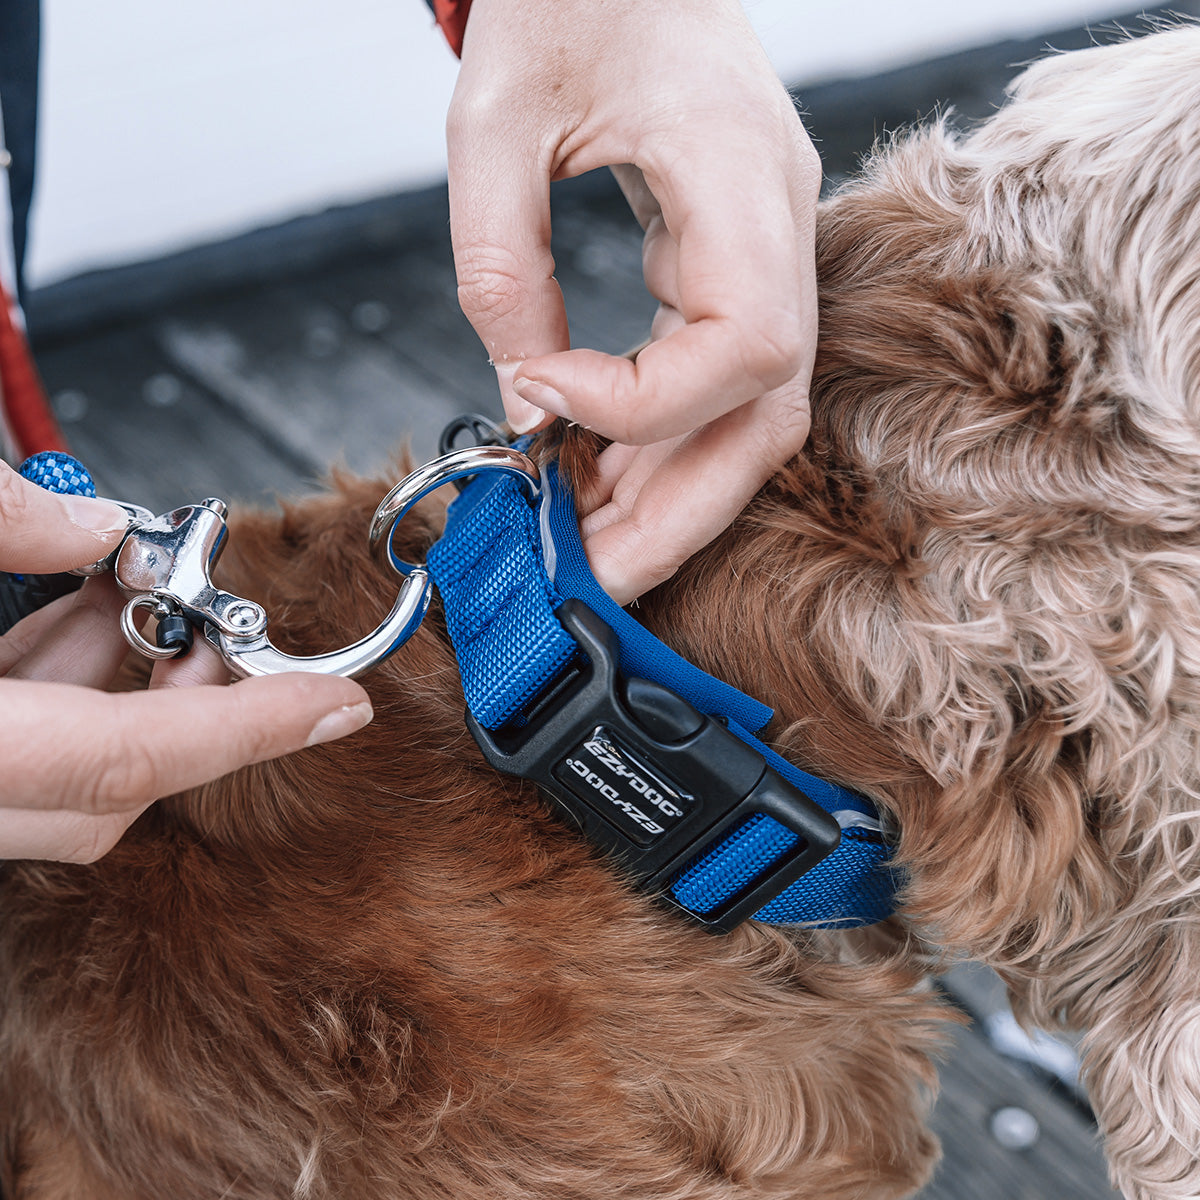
left=143, top=180, right=655, bottom=484
left=33, top=322, right=317, bottom=512
left=302, top=237, right=505, bottom=410
left=155, top=284, right=469, bottom=474
left=311, top=180, right=655, bottom=410
left=919, top=1002, right=1118, bottom=1200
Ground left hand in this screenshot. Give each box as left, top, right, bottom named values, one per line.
left=0, top=458, right=373, bottom=863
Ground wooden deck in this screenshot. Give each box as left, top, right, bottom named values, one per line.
left=25, top=11, right=1190, bottom=1196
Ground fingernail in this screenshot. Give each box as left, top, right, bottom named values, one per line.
left=62, top=495, right=130, bottom=538
left=493, top=361, right=545, bottom=434
left=506, top=393, right=547, bottom=434
left=512, top=376, right=566, bottom=418
left=305, top=701, right=374, bottom=747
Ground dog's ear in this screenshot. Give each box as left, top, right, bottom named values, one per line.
left=638, top=83, right=1200, bottom=957
left=804, top=100, right=1200, bottom=893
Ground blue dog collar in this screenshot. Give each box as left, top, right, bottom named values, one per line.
left=426, top=452, right=899, bottom=932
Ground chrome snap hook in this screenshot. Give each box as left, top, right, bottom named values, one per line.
left=370, top=445, right=541, bottom=575
left=203, top=583, right=430, bottom=679
left=223, top=445, right=539, bottom=676
left=109, top=496, right=432, bottom=680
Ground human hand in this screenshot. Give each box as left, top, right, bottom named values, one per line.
left=0, top=463, right=372, bottom=862
left=446, top=0, right=819, bottom=604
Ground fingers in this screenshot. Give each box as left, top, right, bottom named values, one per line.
left=609, top=163, right=660, bottom=230
left=0, top=558, right=374, bottom=863
left=447, top=86, right=570, bottom=434
left=641, top=214, right=681, bottom=312
left=579, top=379, right=812, bottom=604
left=1, top=673, right=372, bottom=818
left=513, top=129, right=819, bottom=445
left=0, top=589, right=80, bottom=674
left=0, top=805, right=151, bottom=864
left=0, top=575, right=233, bottom=692
left=149, top=635, right=234, bottom=689
left=3, top=576, right=130, bottom=686
left=0, top=459, right=129, bottom=572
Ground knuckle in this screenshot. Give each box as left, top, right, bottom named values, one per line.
left=745, top=379, right=812, bottom=467
left=0, top=464, right=33, bottom=528
left=599, top=383, right=646, bottom=447
left=455, top=245, right=533, bottom=328
left=738, top=313, right=805, bottom=390
left=69, top=815, right=133, bottom=864
left=761, top=391, right=812, bottom=455
left=602, top=518, right=685, bottom=600
left=446, top=84, right=509, bottom=143
left=236, top=716, right=281, bottom=768
left=83, top=736, right=161, bottom=814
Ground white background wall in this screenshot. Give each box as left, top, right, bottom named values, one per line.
left=27, top=0, right=1129, bottom=288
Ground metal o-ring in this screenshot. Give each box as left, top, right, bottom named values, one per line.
left=369, top=446, right=541, bottom=578
left=120, top=595, right=182, bottom=661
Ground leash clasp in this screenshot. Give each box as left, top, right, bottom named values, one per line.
left=112, top=444, right=540, bottom=678
left=111, top=497, right=430, bottom=679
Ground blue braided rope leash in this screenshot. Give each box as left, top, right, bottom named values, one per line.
left=427, top=457, right=899, bottom=931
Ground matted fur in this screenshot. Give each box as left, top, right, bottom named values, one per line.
left=4, top=24, right=1200, bottom=1200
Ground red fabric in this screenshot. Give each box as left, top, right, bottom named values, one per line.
left=0, top=284, right=64, bottom=458
left=431, top=0, right=472, bottom=57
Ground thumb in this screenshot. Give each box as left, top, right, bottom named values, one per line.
left=446, top=103, right=569, bottom=433
left=0, top=672, right=372, bottom=862
left=4, top=672, right=373, bottom=815
left=0, top=460, right=129, bottom=572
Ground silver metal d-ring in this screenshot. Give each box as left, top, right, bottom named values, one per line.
left=369, top=446, right=541, bottom=577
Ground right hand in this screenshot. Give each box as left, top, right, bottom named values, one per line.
left=0, top=462, right=373, bottom=862
left=445, top=0, right=820, bottom=604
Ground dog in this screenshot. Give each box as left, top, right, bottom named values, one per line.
left=4, top=23, right=1200, bottom=1200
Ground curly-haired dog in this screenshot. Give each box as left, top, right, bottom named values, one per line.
left=4, top=24, right=1200, bottom=1200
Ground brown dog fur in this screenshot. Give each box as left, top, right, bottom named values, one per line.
left=4, top=24, right=1200, bottom=1200
left=0, top=469, right=947, bottom=1199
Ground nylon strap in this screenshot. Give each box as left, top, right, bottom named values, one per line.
left=427, top=460, right=897, bottom=927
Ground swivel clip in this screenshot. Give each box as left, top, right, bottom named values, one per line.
left=101, top=496, right=430, bottom=679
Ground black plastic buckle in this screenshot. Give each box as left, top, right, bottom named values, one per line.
left=439, top=413, right=510, bottom=492
left=466, top=600, right=841, bottom=932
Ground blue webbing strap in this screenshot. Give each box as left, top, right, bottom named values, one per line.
left=427, top=461, right=897, bottom=928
